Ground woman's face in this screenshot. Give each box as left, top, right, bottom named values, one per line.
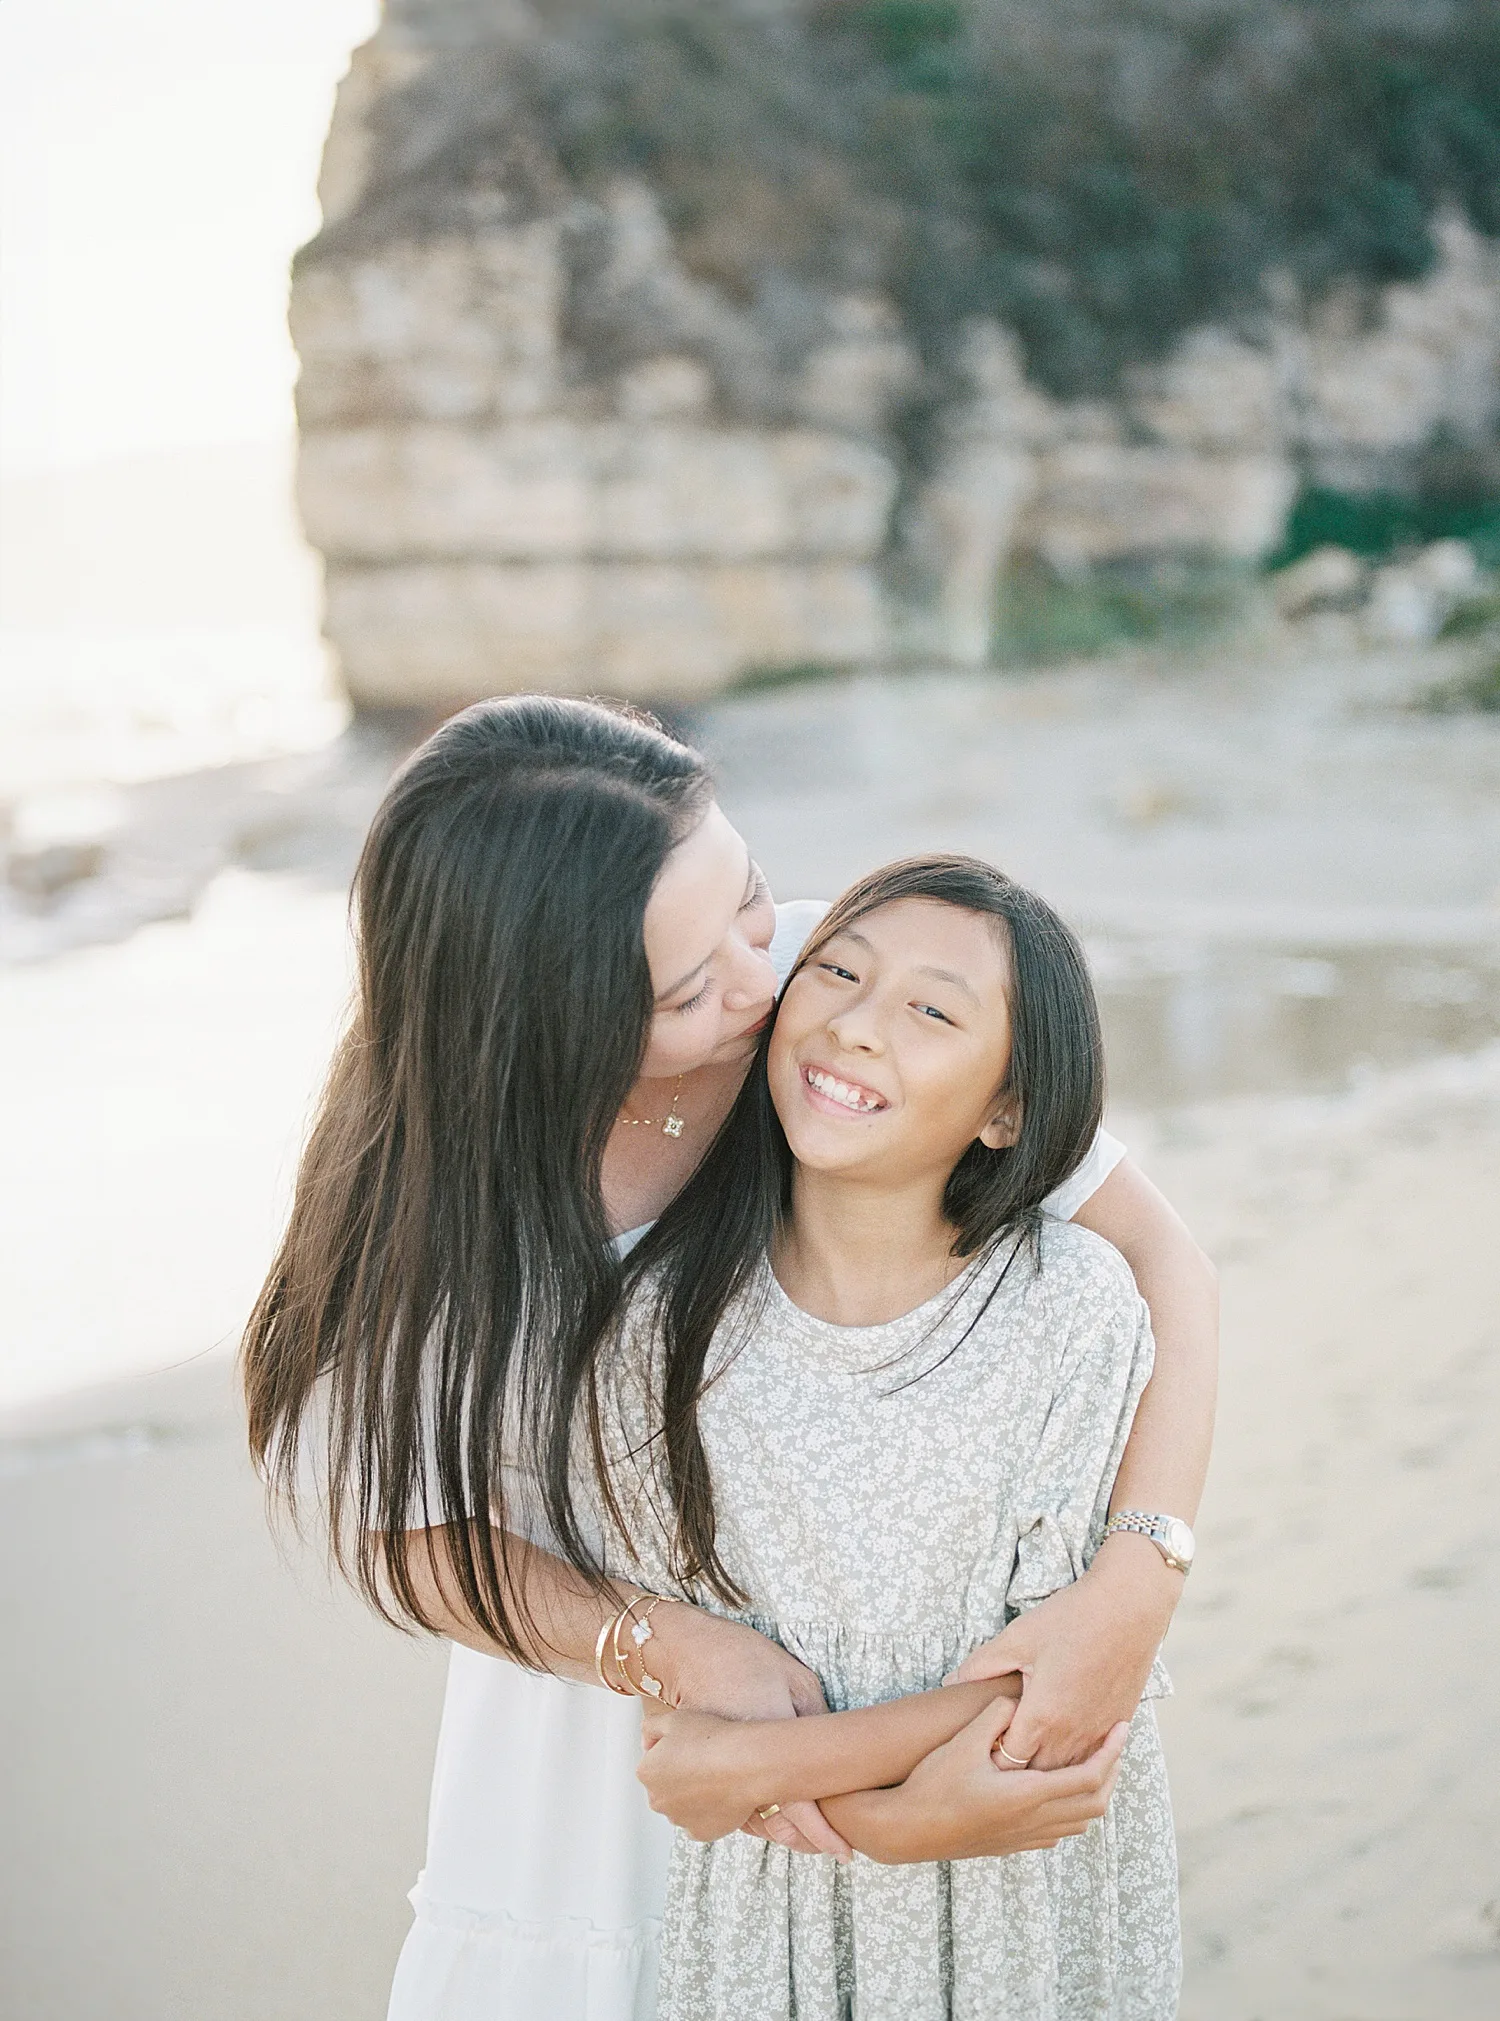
left=638, top=801, right=779, bottom=1079
left=767, top=897, right=1020, bottom=1186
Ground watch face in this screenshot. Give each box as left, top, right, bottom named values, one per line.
left=1166, top=1518, right=1196, bottom=1566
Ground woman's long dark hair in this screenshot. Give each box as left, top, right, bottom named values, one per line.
left=241, top=694, right=712, bottom=1656
left=625, top=853, right=1105, bottom=1606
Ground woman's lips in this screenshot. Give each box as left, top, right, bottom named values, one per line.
left=800, top=1063, right=888, bottom=1116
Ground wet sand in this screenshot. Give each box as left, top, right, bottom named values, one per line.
left=1133, top=1050, right=1500, bottom=2019
left=0, top=1360, right=448, bottom=2021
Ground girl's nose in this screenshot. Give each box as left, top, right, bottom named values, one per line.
left=825, top=1004, right=883, bottom=1055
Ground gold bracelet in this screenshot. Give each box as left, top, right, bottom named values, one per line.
left=612, top=1593, right=667, bottom=1700
left=595, top=1605, right=636, bottom=1695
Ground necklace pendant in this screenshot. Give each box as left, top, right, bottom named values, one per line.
left=663, top=1115, right=684, bottom=1138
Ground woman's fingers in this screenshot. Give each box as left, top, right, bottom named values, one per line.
left=779, top=1798, right=853, bottom=1862
left=1003, top=1692, right=1114, bottom=1770
left=752, top=1799, right=851, bottom=1861
left=970, top=1717, right=1130, bottom=1852
left=1024, top=1721, right=1130, bottom=1818
left=750, top=1811, right=824, bottom=1856
left=638, top=1701, right=674, bottom=1749
left=946, top=1627, right=1030, bottom=1687
left=741, top=1802, right=850, bottom=1860
left=740, top=1787, right=854, bottom=1862
left=954, top=1685, right=1027, bottom=1759
left=786, top=1665, right=831, bottom=1717
left=1058, top=1719, right=1130, bottom=1790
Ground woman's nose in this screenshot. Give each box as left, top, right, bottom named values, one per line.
left=721, top=941, right=778, bottom=1013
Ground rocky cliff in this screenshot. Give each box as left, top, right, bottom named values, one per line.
left=291, top=1, right=1500, bottom=709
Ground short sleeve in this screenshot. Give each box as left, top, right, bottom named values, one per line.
left=1008, top=1247, right=1153, bottom=1609
left=770, top=899, right=830, bottom=988
left=1040, top=1126, right=1127, bottom=1221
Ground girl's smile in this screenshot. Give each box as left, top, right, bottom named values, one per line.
left=799, top=1064, right=890, bottom=1116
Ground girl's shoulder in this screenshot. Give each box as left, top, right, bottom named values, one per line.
left=1017, top=1214, right=1143, bottom=1316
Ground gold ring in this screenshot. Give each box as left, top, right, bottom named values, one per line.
left=757, top=1804, right=781, bottom=1820
left=995, top=1741, right=1033, bottom=1768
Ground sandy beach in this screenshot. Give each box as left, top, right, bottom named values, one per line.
left=3, top=647, right=1498, bottom=2018
left=4, top=1046, right=1497, bottom=2019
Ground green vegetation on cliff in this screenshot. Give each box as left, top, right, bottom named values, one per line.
left=521, top=0, right=1500, bottom=399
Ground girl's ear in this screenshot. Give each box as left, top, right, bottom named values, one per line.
left=979, top=1097, right=1021, bottom=1151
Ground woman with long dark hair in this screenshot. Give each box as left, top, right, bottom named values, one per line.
left=242, top=696, right=1215, bottom=2020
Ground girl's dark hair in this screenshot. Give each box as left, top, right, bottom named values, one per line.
left=626, top=852, right=1104, bottom=1605
left=241, top=694, right=712, bottom=1657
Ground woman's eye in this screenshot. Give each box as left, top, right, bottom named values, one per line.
left=673, top=981, right=712, bottom=1015
left=740, top=868, right=771, bottom=914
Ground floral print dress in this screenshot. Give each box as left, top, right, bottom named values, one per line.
left=596, top=1217, right=1181, bottom=2021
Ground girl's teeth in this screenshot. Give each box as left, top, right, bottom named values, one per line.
left=808, top=1068, right=879, bottom=1111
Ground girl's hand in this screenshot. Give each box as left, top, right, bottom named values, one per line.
left=849, top=1696, right=1130, bottom=1864
left=645, top=1604, right=851, bottom=1859
left=637, top=1702, right=817, bottom=1848
left=945, top=1537, right=1178, bottom=1769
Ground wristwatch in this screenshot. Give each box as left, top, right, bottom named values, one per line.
left=1103, top=1509, right=1196, bottom=1574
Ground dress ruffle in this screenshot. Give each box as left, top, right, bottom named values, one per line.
left=389, top=1885, right=660, bottom=2021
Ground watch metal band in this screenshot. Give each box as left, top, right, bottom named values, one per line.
left=1104, top=1509, right=1195, bottom=1572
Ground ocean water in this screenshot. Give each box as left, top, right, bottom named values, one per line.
left=0, top=624, right=348, bottom=803
left=0, top=868, right=353, bottom=1414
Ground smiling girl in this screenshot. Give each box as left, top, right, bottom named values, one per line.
left=594, top=855, right=1179, bottom=2018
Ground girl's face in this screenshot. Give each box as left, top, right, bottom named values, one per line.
left=638, top=801, right=779, bottom=1079
left=768, top=897, right=1020, bottom=1185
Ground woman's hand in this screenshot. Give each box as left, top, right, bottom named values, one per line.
left=647, top=1603, right=851, bottom=1859
left=946, top=1537, right=1178, bottom=1769
left=836, top=1696, right=1130, bottom=1864
left=649, top=1601, right=824, bottom=1720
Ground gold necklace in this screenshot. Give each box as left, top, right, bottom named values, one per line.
left=622, top=1074, right=686, bottom=1138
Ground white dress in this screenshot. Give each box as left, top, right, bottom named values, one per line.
left=387, top=902, right=1127, bottom=2021
left=598, top=1225, right=1179, bottom=2021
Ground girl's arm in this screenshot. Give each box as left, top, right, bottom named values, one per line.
left=638, top=1675, right=1018, bottom=1835
left=637, top=1684, right=1128, bottom=1863
left=950, top=1157, right=1218, bottom=1767
left=825, top=1705, right=1130, bottom=1864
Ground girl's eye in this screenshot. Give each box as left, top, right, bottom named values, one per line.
left=673, top=981, right=712, bottom=1015
left=914, top=1003, right=953, bottom=1024
left=818, top=962, right=859, bottom=983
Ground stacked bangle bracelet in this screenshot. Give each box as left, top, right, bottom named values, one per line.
left=594, top=1593, right=670, bottom=1701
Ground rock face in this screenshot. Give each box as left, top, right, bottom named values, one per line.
left=291, top=4, right=1500, bottom=710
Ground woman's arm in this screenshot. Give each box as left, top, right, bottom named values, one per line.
left=392, top=1523, right=852, bottom=1856
left=636, top=1676, right=1020, bottom=1838
left=637, top=1684, right=1127, bottom=1863
left=950, top=1158, right=1218, bottom=1768
left=397, top=1524, right=834, bottom=1718
left=1076, top=1158, right=1219, bottom=1522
